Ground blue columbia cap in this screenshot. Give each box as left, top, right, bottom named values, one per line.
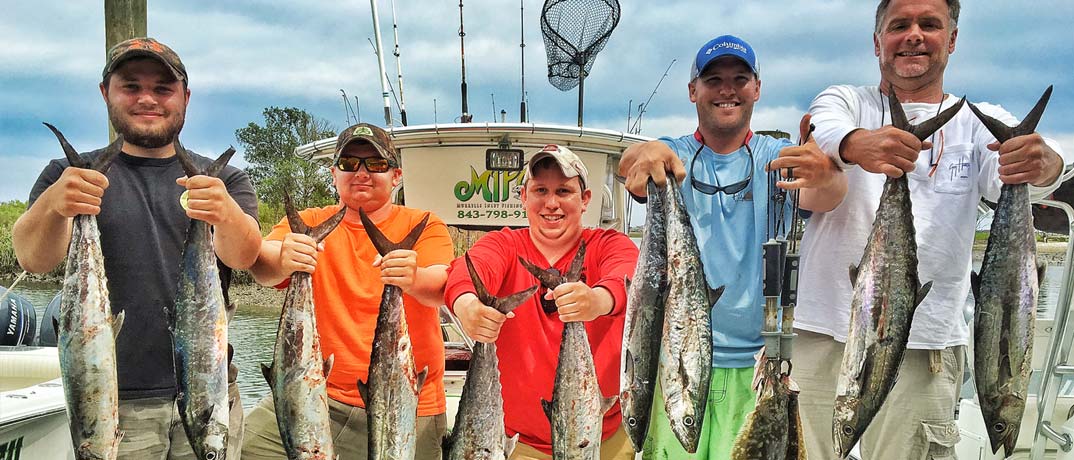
left=690, top=35, right=759, bottom=80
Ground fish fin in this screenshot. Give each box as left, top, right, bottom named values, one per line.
left=497, top=285, right=539, bottom=315
left=910, top=96, right=965, bottom=141
left=848, top=264, right=859, bottom=287
left=708, top=285, right=725, bottom=307
left=970, top=271, right=981, bottom=300
left=261, top=363, right=274, bottom=386
left=465, top=252, right=495, bottom=305
left=205, top=146, right=236, bottom=178
left=225, top=301, right=237, bottom=323
left=540, top=398, right=553, bottom=422
left=356, top=379, right=370, bottom=406
left=52, top=317, right=59, bottom=341
left=111, top=310, right=125, bottom=340
left=92, top=135, right=124, bottom=173
left=916, top=281, right=934, bottom=306
left=1038, top=262, right=1047, bottom=288
left=517, top=256, right=560, bottom=289
left=601, top=395, right=619, bottom=415
left=283, top=190, right=309, bottom=235
left=624, top=349, right=635, bottom=385
left=310, top=206, right=347, bottom=243
left=198, top=406, right=215, bottom=426
left=323, top=354, right=335, bottom=378
left=173, top=140, right=200, bottom=177
left=359, top=208, right=430, bottom=255
left=504, top=433, right=520, bottom=457
left=624, top=275, right=631, bottom=291
left=416, top=366, right=429, bottom=393
left=43, top=122, right=88, bottom=168
left=565, top=241, right=588, bottom=282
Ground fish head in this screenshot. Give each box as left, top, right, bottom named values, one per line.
left=192, top=420, right=229, bottom=460
left=669, top=412, right=703, bottom=453
left=986, top=397, right=1025, bottom=455
left=832, top=397, right=866, bottom=459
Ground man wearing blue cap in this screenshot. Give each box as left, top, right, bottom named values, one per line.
left=618, top=35, right=846, bottom=458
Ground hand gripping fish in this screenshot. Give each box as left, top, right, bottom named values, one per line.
left=969, top=86, right=1053, bottom=456
left=45, top=123, right=124, bottom=460
left=172, top=143, right=238, bottom=460
left=519, top=242, right=618, bottom=460
left=262, top=193, right=346, bottom=459
left=443, top=253, right=536, bottom=460
left=357, top=208, right=430, bottom=460
left=832, top=87, right=965, bottom=458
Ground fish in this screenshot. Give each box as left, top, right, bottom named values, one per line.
left=659, top=177, right=723, bottom=453
left=831, top=88, right=965, bottom=459
left=357, top=208, right=431, bottom=460
left=45, top=123, right=125, bottom=460
left=519, top=243, right=618, bottom=460
left=968, top=86, right=1052, bottom=456
left=442, top=253, right=536, bottom=460
left=172, top=143, right=238, bottom=460
left=261, top=193, right=346, bottom=459
left=730, top=358, right=789, bottom=460
left=620, top=179, right=669, bottom=452
left=786, top=375, right=805, bottom=460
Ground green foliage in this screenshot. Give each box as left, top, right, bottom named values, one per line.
left=0, top=201, right=28, bottom=275
left=236, top=107, right=338, bottom=212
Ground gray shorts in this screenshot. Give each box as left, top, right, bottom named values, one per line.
left=794, top=330, right=964, bottom=460
left=241, top=394, right=447, bottom=459
left=116, top=380, right=244, bottom=460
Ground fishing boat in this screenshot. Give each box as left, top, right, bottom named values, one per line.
left=0, top=346, right=72, bottom=460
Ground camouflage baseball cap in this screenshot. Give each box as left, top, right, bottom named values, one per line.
left=102, top=37, right=188, bottom=84
left=334, top=123, right=399, bottom=166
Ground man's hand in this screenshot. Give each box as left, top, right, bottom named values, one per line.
left=769, top=114, right=841, bottom=190
left=453, top=293, right=513, bottom=343
left=41, top=167, right=110, bottom=217
left=278, top=233, right=321, bottom=275
left=373, top=249, right=419, bottom=292
left=177, top=175, right=245, bottom=226
left=549, top=281, right=611, bottom=322
left=617, top=141, right=687, bottom=197
left=991, top=133, right=1064, bottom=186
left=841, top=126, right=930, bottom=178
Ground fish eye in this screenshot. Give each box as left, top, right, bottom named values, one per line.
left=842, top=425, right=854, bottom=436
left=992, top=422, right=1006, bottom=433
left=684, top=416, right=694, bottom=427
left=206, top=453, right=216, bottom=460
left=627, top=417, right=637, bottom=427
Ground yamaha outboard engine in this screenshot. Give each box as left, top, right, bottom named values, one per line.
left=0, top=287, right=36, bottom=346
left=38, top=292, right=62, bottom=347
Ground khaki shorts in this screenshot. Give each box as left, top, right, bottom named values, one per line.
left=241, top=394, right=447, bottom=459
left=794, top=330, right=964, bottom=460
left=508, top=424, right=635, bottom=460
left=116, top=380, right=244, bottom=460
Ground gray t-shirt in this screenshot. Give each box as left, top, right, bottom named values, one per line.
left=29, top=148, right=258, bottom=399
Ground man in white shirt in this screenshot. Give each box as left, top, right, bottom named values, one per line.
left=793, top=0, right=1067, bottom=458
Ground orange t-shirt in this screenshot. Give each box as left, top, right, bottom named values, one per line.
left=266, top=204, right=453, bottom=416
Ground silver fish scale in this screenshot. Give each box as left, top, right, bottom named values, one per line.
left=174, top=220, right=231, bottom=460
left=270, top=272, right=335, bottom=459
left=974, top=183, right=1037, bottom=454
left=447, top=341, right=510, bottom=460
left=366, top=285, right=423, bottom=460
left=658, top=180, right=713, bottom=453
left=59, top=215, right=122, bottom=460
left=833, top=176, right=925, bottom=457
left=621, top=181, right=668, bottom=452
left=549, top=322, right=605, bottom=460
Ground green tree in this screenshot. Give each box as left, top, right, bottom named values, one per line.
left=236, top=107, right=338, bottom=227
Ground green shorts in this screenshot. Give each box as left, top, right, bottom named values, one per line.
left=643, top=366, right=756, bottom=460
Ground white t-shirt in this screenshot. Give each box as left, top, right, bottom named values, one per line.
left=795, top=84, right=1067, bottom=349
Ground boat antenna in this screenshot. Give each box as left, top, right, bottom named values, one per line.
left=369, top=0, right=393, bottom=126
left=433, top=98, right=439, bottom=124
left=625, top=98, right=632, bottom=132
left=367, top=37, right=403, bottom=121
left=458, top=0, right=472, bottom=123
left=491, top=93, right=498, bottom=122
left=519, top=0, right=528, bottom=122
left=390, top=0, right=408, bottom=126
left=355, top=96, right=362, bottom=123
left=630, top=58, right=675, bottom=134
left=341, top=89, right=357, bottom=124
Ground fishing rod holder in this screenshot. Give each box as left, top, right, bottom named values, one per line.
left=762, top=238, right=800, bottom=361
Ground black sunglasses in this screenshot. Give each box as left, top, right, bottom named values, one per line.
left=689, top=142, right=754, bottom=196
left=336, top=156, right=394, bottom=173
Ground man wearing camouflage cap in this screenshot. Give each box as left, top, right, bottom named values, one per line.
left=244, top=122, right=453, bottom=458
left=13, top=37, right=260, bottom=458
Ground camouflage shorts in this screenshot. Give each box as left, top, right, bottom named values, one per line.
left=116, top=380, right=244, bottom=460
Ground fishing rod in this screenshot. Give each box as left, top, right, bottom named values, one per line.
left=390, top=0, right=408, bottom=126
left=458, top=0, right=472, bottom=123
left=367, top=37, right=402, bottom=119
left=369, top=0, right=393, bottom=126
left=630, top=59, right=675, bottom=134
left=340, top=89, right=357, bottom=124
left=519, top=0, right=527, bottom=123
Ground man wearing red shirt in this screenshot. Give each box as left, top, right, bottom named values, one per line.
left=444, top=144, right=639, bottom=459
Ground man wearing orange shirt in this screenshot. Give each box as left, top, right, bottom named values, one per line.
left=241, top=123, right=453, bottom=459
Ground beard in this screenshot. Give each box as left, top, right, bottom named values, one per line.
left=107, top=101, right=185, bottom=149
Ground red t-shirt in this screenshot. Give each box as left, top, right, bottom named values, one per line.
left=444, top=227, right=639, bottom=454
left=266, top=204, right=453, bottom=416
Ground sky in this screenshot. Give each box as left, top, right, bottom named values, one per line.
left=2, top=0, right=1072, bottom=206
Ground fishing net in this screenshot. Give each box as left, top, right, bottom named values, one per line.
left=540, top=0, right=621, bottom=91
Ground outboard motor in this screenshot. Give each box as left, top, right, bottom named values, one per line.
left=38, top=292, right=62, bottom=347
left=0, top=287, right=36, bottom=346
